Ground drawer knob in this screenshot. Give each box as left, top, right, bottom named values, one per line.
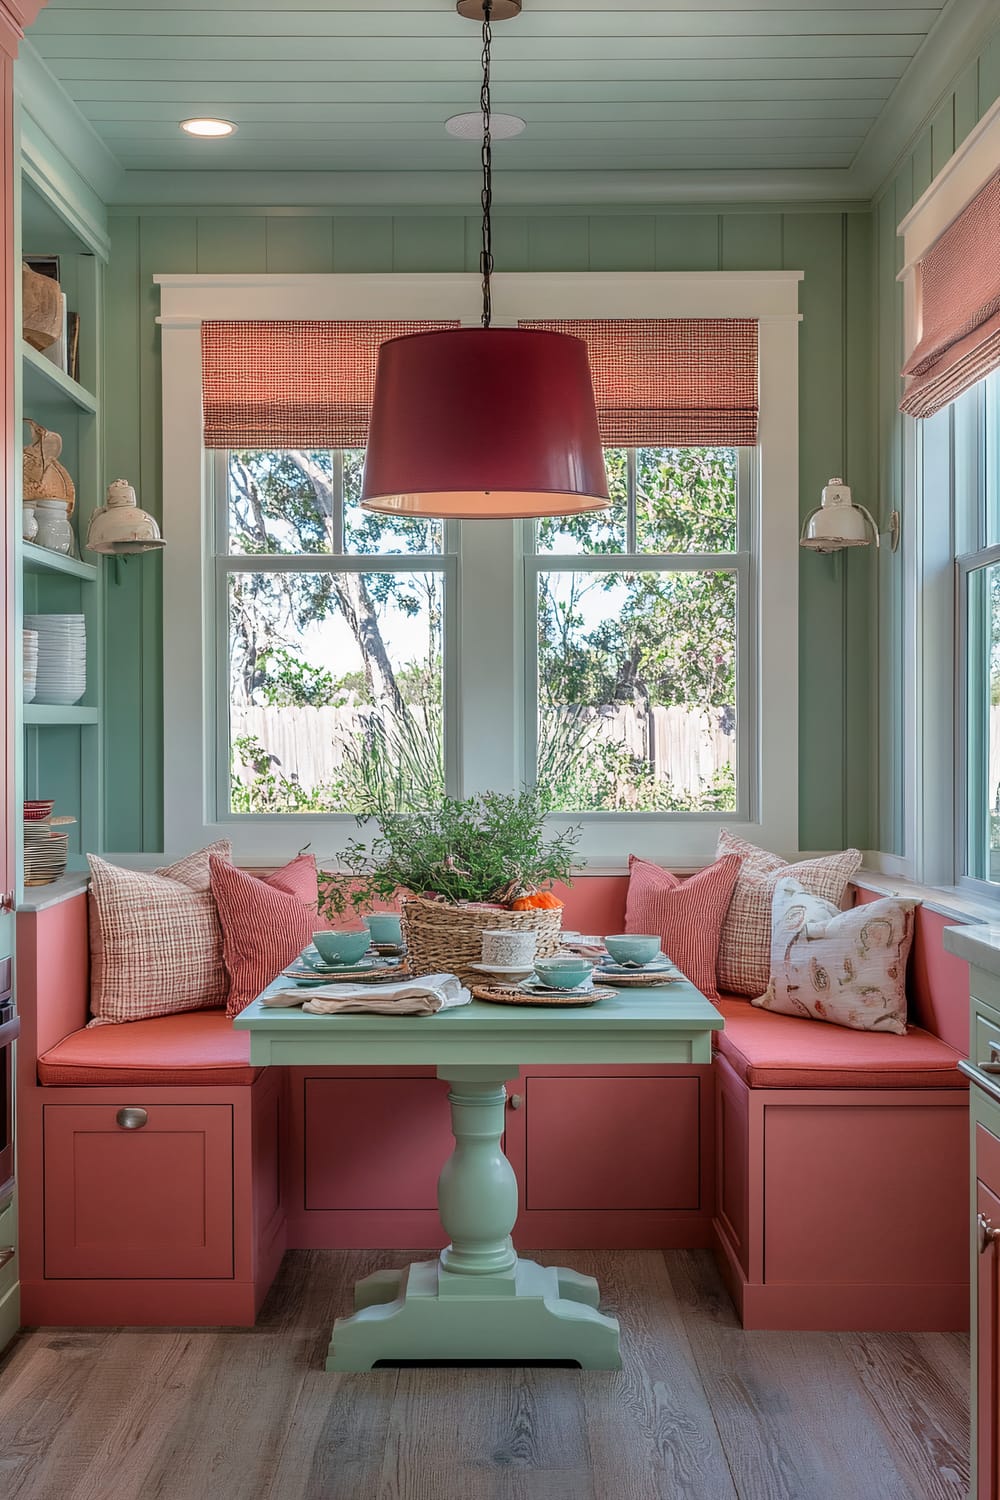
left=116, top=1106, right=148, bottom=1130
left=979, top=1212, right=1000, bottom=1254
left=508, top=1093, right=524, bottom=1111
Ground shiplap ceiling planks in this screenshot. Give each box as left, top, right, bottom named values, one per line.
left=26, top=0, right=953, bottom=177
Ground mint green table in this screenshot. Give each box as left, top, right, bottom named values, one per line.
left=235, top=983, right=723, bottom=1370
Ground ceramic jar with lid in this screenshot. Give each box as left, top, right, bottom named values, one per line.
left=22, top=500, right=37, bottom=543
left=34, top=498, right=73, bottom=554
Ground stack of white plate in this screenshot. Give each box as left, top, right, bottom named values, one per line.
left=24, top=613, right=86, bottom=705
left=23, top=820, right=69, bottom=884
left=22, top=629, right=38, bottom=703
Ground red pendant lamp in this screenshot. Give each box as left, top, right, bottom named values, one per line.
left=361, top=1, right=609, bottom=521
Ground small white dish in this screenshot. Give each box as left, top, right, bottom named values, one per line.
left=470, top=961, right=536, bottom=982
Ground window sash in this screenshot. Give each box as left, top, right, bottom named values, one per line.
left=210, top=450, right=458, bottom=821
left=525, top=446, right=754, bottom=820
left=956, top=542, right=1000, bottom=893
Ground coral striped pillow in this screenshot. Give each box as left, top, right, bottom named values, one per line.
left=715, top=830, right=862, bottom=997
left=624, top=853, right=742, bottom=1001
left=88, top=841, right=233, bottom=1026
left=210, top=853, right=319, bottom=1018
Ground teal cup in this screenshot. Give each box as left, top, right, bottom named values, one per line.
left=363, top=912, right=403, bottom=946
left=533, top=956, right=594, bottom=989
left=310, top=929, right=371, bottom=966
left=604, top=933, right=661, bottom=966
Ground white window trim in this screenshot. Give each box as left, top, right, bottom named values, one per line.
left=156, top=270, right=802, bottom=867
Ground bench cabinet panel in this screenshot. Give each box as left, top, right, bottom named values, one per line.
left=43, top=1103, right=234, bottom=1279
left=304, top=1076, right=453, bottom=1211
left=975, top=1113, right=1000, bottom=1500
left=519, top=1074, right=701, bottom=1212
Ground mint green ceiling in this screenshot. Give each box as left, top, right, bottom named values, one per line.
left=27, top=1, right=952, bottom=177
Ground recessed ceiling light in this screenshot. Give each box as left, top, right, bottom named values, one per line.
left=445, top=112, right=525, bottom=140
left=180, top=118, right=237, bottom=138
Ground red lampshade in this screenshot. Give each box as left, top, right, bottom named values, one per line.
left=360, top=326, right=610, bottom=519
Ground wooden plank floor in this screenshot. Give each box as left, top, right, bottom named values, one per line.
left=0, top=1250, right=969, bottom=1500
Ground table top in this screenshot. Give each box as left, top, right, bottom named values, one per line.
left=234, top=979, right=724, bottom=1067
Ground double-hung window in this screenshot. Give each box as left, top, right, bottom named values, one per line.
left=157, top=271, right=800, bottom=864
left=957, top=370, right=1000, bottom=889
left=216, top=446, right=455, bottom=817
left=527, top=446, right=752, bottom=817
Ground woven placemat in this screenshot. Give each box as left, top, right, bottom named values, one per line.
left=592, top=968, right=683, bottom=987
left=471, top=983, right=614, bottom=1007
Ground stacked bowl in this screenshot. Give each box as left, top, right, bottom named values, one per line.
left=24, top=613, right=86, bottom=705
left=22, top=629, right=38, bottom=703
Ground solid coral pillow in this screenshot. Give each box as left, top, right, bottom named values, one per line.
left=624, top=853, right=741, bottom=1001
left=210, top=853, right=319, bottom=1017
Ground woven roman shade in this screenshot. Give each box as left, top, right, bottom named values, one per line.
left=900, top=169, right=1000, bottom=418
left=519, top=318, right=758, bottom=445
left=201, top=319, right=460, bottom=448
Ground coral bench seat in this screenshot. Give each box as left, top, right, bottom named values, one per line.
left=713, top=996, right=965, bottom=1089
left=37, top=1010, right=259, bottom=1087
left=712, top=994, right=968, bottom=1331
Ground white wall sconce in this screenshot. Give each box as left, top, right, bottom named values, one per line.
left=799, top=476, right=899, bottom=554
left=86, top=479, right=165, bottom=555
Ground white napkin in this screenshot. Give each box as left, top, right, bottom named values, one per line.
left=263, top=972, right=471, bottom=1016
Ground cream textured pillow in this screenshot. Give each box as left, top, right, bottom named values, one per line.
left=88, top=841, right=233, bottom=1025
left=715, top=829, right=862, bottom=996
left=754, top=878, right=916, bottom=1034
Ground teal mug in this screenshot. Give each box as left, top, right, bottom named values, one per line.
left=363, top=912, right=403, bottom=946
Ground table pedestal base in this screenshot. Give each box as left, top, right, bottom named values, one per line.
left=325, top=1257, right=621, bottom=1371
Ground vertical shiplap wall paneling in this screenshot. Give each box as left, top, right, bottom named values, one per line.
left=265, top=215, right=334, bottom=273
left=103, top=215, right=143, bottom=850
left=138, top=215, right=198, bottom=851
left=980, top=30, right=1000, bottom=111
left=392, top=217, right=466, bottom=273
left=655, top=215, right=719, bottom=271
left=784, top=213, right=848, bottom=851
left=105, top=204, right=871, bottom=854
left=844, top=210, right=875, bottom=851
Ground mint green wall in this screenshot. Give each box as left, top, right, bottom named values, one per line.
left=873, top=27, right=1000, bottom=856
left=103, top=203, right=875, bottom=854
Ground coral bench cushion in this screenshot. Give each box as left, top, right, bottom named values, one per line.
left=38, top=1010, right=259, bottom=1087
left=714, top=996, right=966, bottom=1090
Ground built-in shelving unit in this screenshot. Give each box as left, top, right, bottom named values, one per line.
left=23, top=705, right=101, bottom=727
left=21, top=542, right=96, bottom=582
left=17, top=168, right=106, bottom=884
left=22, top=341, right=98, bottom=415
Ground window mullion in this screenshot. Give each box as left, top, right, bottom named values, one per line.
left=332, top=448, right=346, bottom=554
left=626, top=448, right=638, bottom=554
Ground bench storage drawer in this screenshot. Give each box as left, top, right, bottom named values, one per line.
left=43, top=1103, right=234, bottom=1279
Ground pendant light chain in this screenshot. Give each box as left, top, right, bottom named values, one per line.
left=480, top=0, right=494, bottom=329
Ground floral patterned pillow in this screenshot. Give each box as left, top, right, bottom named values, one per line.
left=754, top=878, right=917, bottom=1034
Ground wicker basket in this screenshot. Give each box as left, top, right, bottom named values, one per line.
left=401, top=895, right=563, bottom=986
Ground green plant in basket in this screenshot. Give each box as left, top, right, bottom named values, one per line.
left=318, top=789, right=581, bottom=918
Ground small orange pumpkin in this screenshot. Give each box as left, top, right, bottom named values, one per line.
left=511, top=890, right=564, bottom=911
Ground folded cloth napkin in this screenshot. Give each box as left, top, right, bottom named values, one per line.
left=263, top=972, right=471, bottom=1016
